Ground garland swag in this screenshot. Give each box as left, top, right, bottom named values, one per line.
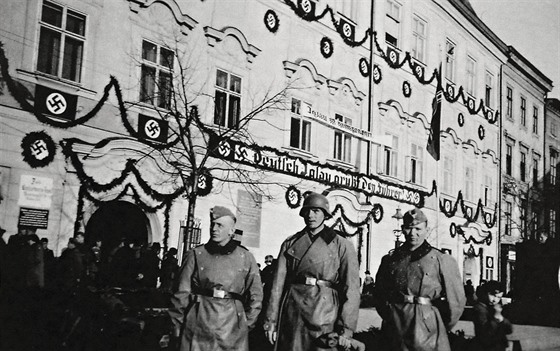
left=440, top=191, right=497, bottom=228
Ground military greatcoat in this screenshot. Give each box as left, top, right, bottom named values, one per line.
left=169, top=240, right=263, bottom=351
left=375, top=241, right=466, bottom=351
left=265, top=226, right=360, bottom=351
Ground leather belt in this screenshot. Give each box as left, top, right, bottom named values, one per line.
left=193, top=287, right=243, bottom=301
left=293, top=276, right=335, bottom=288
left=401, top=295, right=432, bottom=305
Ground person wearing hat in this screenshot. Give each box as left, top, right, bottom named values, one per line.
left=264, top=192, right=360, bottom=350
left=374, top=207, right=466, bottom=350
left=169, top=206, right=263, bottom=351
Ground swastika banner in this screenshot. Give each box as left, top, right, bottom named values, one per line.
left=138, top=114, right=168, bottom=142
left=35, top=85, right=77, bottom=120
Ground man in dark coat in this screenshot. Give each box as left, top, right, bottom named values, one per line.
left=169, top=206, right=263, bottom=351
left=264, top=192, right=360, bottom=351
left=374, top=208, right=466, bottom=351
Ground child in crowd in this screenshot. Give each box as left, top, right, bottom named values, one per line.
left=472, top=280, right=513, bottom=351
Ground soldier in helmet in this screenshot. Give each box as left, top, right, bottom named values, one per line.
left=264, top=192, right=360, bottom=350
left=374, top=207, right=466, bottom=350
left=168, top=206, right=263, bottom=351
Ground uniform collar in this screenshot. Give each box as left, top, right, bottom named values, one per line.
left=393, top=240, right=432, bottom=262
left=205, top=238, right=238, bottom=255
left=307, top=226, right=337, bottom=245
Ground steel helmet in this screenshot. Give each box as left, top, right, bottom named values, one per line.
left=299, top=192, right=332, bottom=219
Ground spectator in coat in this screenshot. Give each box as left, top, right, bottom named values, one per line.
left=24, top=234, right=44, bottom=288
left=169, top=206, right=263, bottom=351
left=374, top=207, right=466, bottom=351
left=465, top=279, right=476, bottom=305
left=159, top=248, right=178, bottom=293
left=6, top=225, right=36, bottom=289
left=59, top=238, right=84, bottom=291
left=41, top=238, right=55, bottom=288
left=472, top=280, right=513, bottom=351
left=139, top=242, right=161, bottom=288
left=264, top=192, right=360, bottom=350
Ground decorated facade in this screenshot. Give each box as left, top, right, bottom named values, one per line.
left=0, top=0, right=552, bottom=287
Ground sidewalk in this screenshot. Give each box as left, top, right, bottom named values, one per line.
left=357, top=308, right=560, bottom=351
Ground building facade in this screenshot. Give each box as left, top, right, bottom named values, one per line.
left=0, top=0, right=553, bottom=288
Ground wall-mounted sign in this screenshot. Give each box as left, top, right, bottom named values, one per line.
left=301, top=103, right=373, bottom=141
left=236, top=190, right=262, bottom=248
left=18, top=174, right=53, bottom=209
left=18, top=207, right=49, bottom=229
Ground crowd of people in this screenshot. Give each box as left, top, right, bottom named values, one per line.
left=0, top=227, right=180, bottom=293
left=1, top=195, right=516, bottom=351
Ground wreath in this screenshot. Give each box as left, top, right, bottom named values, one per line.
left=359, top=57, right=369, bottom=77
left=458, top=113, right=465, bottom=127
left=372, top=203, right=384, bottom=223
left=402, top=81, right=411, bottom=97
left=478, top=125, right=485, bottom=140
left=285, top=185, right=302, bottom=209
left=21, top=131, right=56, bottom=168
left=196, top=168, right=213, bottom=197
left=372, top=65, right=382, bottom=84
left=264, top=9, right=280, bottom=33
left=320, top=37, right=334, bottom=58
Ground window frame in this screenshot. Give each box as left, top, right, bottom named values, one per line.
left=37, top=0, right=86, bottom=83
left=380, top=134, right=399, bottom=177
left=443, top=156, right=454, bottom=194
left=333, top=114, right=352, bottom=163
left=520, top=96, right=527, bottom=127
left=139, top=40, right=174, bottom=109
left=520, top=150, right=527, bottom=182
left=506, top=86, right=513, bottom=120
left=505, top=201, right=513, bottom=236
left=464, top=166, right=475, bottom=200
left=550, top=150, right=558, bottom=186
left=213, top=69, right=242, bottom=129
left=445, top=39, right=456, bottom=82
left=385, top=0, right=401, bottom=48
left=506, top=144, right=513, bottom=176
left=484, top=71, right=493, bottom=108
left=532, top=106, right=539, bottom=134
left=466, top=56, right=476, bottom=96
left=289, top=98, right=312, bottom=152
left=408, top=143, right=424, bottom=185
left=411, top=15, right=427, bottom=63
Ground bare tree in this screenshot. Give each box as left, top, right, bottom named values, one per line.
left=127, top=35, right=296, bottom=253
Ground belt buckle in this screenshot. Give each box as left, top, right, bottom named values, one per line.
left=305, top=277, right=317, bottom=286
left=404, top=295, right=414, bottom=303
left=213, top=288, right=226, bottom=298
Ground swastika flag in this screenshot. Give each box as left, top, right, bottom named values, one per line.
left=35, top=85, right=77, bottom=120
left=138, top=114, right=168, bottom=142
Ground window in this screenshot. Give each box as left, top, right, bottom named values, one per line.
left=520, top=150, right=526, bottom=182
left=520, top=97, right=527, bottom=127
left=465, top=166, right=474, bottom=200
left=485, top=72, right=493, bottom=107
left=484, top=174, right=493, bottom=206
left=551, top=121, right=558, bottom=137
left=506, top=87, right=513, bottom=120
left=506, top=144, right=512, bottom=176
left=214, top=70, right=241, bottom=128
left=466, top=56, right=476, bottom=96
left=550, top=209, right=557, bottom=237
left=445, top=39, right=456, bottom=82
left=289, top=98, right=311, bottom=151
left=411, top=15, right=426, bottom=62
left=333, top=114, right=352, bottom=163
left=385, top=0, right=401, bottom=47
left=408, top=143, right=423, bottom=184
left=532, top=210, right=539, bottom=236
left=381, top=134, right=398, bottom=177
left=520, top=201, right=527, bottom=234
left=139, top=40, right=174, bottom=109
left=505, top=201, right=513, bottom=236
left=532, top=106, right=539, bottom=134
left=550, top=151, right=558, bottom=185
left=37, top=1, right=86, bottom=82
left=533, top=157, right=539, bottom=185
left=443, top=156, right=454, bottom=194
left=485, top=268, right=494, bottom=281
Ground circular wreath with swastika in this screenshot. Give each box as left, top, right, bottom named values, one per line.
left=264, top=9, right=279, bottom=33
left=372, top=203, right=383, bottom=223
left=457, top=113, right=465, bottom=127
left=372, top=65, right=382, bottom=84
left=21, top=130, right=56, bottom=168
left=358, top=57, right=369, bottom=77
left=402, top=81, right=411, bottom=98
left=320, top=37, right=333, bottom=58
left=478, top=125, right=485, bottom=140
left=285, top=185, right=302, bottom=209
left=196, top=168, right=213, bottom=197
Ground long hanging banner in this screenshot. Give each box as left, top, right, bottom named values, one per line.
left=209, top=134, right=435, bottom=207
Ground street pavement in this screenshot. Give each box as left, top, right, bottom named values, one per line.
left=357, top=308, right=560, bottom=351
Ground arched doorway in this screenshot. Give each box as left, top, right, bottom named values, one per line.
left=85, top=201, right=149, bottom=261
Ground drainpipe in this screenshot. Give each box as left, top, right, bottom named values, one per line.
left=497, top=64, right=504, bottom=284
